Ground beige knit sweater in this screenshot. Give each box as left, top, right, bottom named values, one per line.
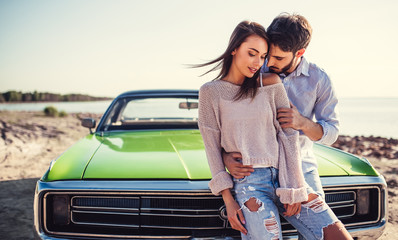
left=198, top=80, right=308, bottom=205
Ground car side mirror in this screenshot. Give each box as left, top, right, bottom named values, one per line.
left=81, top=118, right=96, bottom=134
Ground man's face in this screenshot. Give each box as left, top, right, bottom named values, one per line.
left=267, top=44, right=299, bottom=75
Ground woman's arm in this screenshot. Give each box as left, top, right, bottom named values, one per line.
left=198, top=83, right=233, bottom=195
left=199, top=84, right=247, bottom=234
left=221, top=188, right=247, bottom=234
left=271, top=84, right=308, bottom=205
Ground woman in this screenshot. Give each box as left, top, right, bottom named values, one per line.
left=197, top=21, right=352, bottom=240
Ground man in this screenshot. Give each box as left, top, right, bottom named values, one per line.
left=223, top=13, right=350, bottom=239
left=224, top=12, right=339, bottom=199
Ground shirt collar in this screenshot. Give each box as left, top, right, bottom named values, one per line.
left=291, top=56, right=310, bottom=77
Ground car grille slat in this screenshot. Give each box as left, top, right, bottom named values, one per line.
left=141, top=196, right=223, bottom=209
left=140, top=213, right=220, bottom=218
left=72, top=196, right=140, bottom=209
left=71, top=210, right=140, bottom=228
left=141, top=208, right=219, bottom=212
left=325, top=191, right=356, bottom=205
left=329, top=204, right=356, bottom=218
left=141, top=214, right=225, bottom=229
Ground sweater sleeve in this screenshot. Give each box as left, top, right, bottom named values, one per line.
left=272, top=84, right=308, bottom=204
left=198, top=84, right=233, bottom=196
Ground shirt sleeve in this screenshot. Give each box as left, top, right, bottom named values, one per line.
left=198, top=84, right=233, bottom=196
left=272, top=84, right=308, bottom=204
left=314, top=74, right=340, bottom=145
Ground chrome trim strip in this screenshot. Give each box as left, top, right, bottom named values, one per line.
left=140, top=225, right=225, bottom=230
left=329, top=204, right=356, bottom=218
left=141, top=208, right=219, bottom=212
left=72, top=210, right=139, bottom=216
left=72, top=206, right=139, bottom=211
left=140, top=213, right=220, bottom=218
left=36, top=176, right=387, bottom=193
left=72, top=195, right=140, bottom=201
left=327, top=200, right=355, bottom=206
left=71, top=221, right=139, bottom=228
left=321, top=175, right=387, bottom=188
left=141, top=196, right=221, bottom=199
left=37, top=180, right=212, bottom=193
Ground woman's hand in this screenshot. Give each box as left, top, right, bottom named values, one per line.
left=222, top=189, right=247, bottom=235
left=283, top=203, right=301, bottom=217
left=226, top=199, right=247, bottom=234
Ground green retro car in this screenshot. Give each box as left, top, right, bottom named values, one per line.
left=34, top=90, right=387, bottom=239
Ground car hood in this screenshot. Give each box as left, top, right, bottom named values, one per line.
left=82, top=130, right=211, bottom=179
left=44, top=130, right=378, bottom=181
left=315, top=144, right=378, bottom=176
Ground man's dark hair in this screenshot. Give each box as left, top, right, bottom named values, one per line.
left=267, top=13, right=312, bottom=53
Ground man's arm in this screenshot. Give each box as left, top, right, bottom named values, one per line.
left=222, top=151, right=254, bottom=179
left=311, top=76, right=339, bottom=145
left=277, top=73, right=340, bottom=144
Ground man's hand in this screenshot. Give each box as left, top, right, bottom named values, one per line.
left=277, top=102, right=324, bottom=141
left=222, top=151, right=254, bottom=179
left=283, top=203, right=301, bottom=217
left=277, top=102, right=305, bottom=130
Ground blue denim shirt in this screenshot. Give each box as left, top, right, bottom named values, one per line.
left=261, top=57, right=339, bottom=165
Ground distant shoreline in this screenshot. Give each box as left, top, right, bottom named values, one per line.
left=0, top=90, right=112, bottom=103
left=0, top=99, right=112, bottom=104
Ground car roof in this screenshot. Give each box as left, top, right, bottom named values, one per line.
left=117, top=89, right=199, bottom=98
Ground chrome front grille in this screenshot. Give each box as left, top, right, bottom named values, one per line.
left=280, top=189, right=357, bottom=232
left=42, top=184, right=383, bottom=239
left=325, top=191, right=356, bottom=218
left=70, top=195, right=226, bottom=229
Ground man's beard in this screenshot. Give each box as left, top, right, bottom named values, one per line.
left=269, top=57, right=295, bottom=75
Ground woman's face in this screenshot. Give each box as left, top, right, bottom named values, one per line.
left=231, top=35, right=268, bottom=80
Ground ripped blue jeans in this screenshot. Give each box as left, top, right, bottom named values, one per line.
left=233, top=167, right=339, bottom=240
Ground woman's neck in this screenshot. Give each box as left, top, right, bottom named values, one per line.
left=222, top=68, right=245, bottom=86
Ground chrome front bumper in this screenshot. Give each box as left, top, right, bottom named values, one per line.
left=34, top=176, right=387, bottom=240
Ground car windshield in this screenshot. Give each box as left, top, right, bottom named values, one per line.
left=100, top=97, right=199, bottom=131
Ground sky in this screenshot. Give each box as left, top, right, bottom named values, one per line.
left=1, top=0, right=398, bottom=98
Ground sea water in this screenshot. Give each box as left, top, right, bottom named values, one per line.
left=1, top=98, right=397, bottom=139
left=337, top=98, right=398, bottom=139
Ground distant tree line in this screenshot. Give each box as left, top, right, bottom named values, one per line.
left=0, top=90, right=112, bottom=103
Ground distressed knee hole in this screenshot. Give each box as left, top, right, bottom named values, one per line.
left=264, top=212, right=280, bottom=240
left=302, top=194, right=328, bottom=213
left=323, top=221, right=351, bottom=239
left=323, top=221, right=343, bottom=232
left=244, top=197, right=262, bottom=212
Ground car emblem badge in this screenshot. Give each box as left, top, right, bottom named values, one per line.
left=219, top=205, right=228, bottom=221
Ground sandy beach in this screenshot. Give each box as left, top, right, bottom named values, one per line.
left=0, top=111, right=397, bottom=239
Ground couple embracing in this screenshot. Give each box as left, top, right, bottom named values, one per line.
left=197, top=13, right=353, bottom=240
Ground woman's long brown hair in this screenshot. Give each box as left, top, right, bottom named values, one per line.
left=194, top=21, right=268, bottom=100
